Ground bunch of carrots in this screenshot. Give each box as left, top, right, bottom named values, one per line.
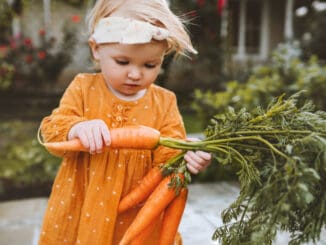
left=39, top=93, right=326, bottom=244
left=38, top=125, right=192, bottom=244
left=119, top=169, right=187, bottom=245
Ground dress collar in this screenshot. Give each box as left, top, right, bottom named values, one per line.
left=107, top=83, right=147, bottom=102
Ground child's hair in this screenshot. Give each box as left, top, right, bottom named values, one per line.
left=86, top=0, right=197, bottom=56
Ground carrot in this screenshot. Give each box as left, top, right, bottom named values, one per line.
left=130, top=214, right=160, bottom=245
left=119, top=174, right=182, bottom=245
left=174, top=232, right=183, bottom=245
left=118, top=166, right=164, bottom=214
left=43, top=138, right=83, bottom=155
left=159, top=188, right=188, bottom=245
left=110, top=125, right=160, bottom=149
left=39, top=125, right=161, bottom=154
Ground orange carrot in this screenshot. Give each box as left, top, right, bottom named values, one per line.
left=130, top=214, right=160, bottom=245
left=40, top=125, right=161, bottom=154
left=159, top=188, right=188, bottom=245
left=119, top=174, right=182, bottom=245
left=174, top=232, right=183, bottom=245
left=110, top=125, right=160, bottom=149
left=43, top=138, right=83, bottom=155
left=118, top=166, right=164, bottom=214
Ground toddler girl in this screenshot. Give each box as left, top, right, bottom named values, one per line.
left=38, top=0, right=211, bottom=244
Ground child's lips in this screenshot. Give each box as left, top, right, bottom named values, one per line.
left=123, top=83, right=139, bottom=88
left=122, top=84, right=141, bottom=93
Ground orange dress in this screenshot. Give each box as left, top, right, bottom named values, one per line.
left=38, top=73, right=186, bottom=245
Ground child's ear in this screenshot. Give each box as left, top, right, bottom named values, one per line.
left=88, top=38, right=100, bottom=60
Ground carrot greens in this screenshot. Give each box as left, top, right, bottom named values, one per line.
left=158, top=91, right=326, bottom=244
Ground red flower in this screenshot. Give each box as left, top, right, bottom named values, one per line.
left=25, top=54, right=33, bottom=63
left=71, top=15, right=81, bottom=23
left=37, top=51, right=46, bottom=60
left=24, top=38, right=33, bottom=47
left=217, top=0, right=227, bottom=15
left=0, top=45, right=8, bottom=57
left=196, top=0, right=205, bottom=7
left=10, top=41, right=17, bottom=49
left=39, top=29, right=46, bottom=36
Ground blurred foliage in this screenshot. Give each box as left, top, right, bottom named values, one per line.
left=182, top=112, right=205, bottom=133
left=0, top=17, right=79, bottom=91
left=295, top=7, right=326, bottom=61
left=192, top=42, right=326, bottom=124
left=0, top=0, right=13, bottom=43
left=191, top=43, right=326, bottom=183
left=0, top=121, right=60, bottom=200
left=162, top=0, right=224, bottom=107
left=0, top=61, right=14, bottom=90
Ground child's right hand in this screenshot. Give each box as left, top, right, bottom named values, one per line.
left=68, top=119, right=111, bottom=154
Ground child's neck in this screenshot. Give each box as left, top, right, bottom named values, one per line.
left=107, top=84, right=147, bottom=101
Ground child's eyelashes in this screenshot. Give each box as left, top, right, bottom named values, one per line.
left=115, top=60, right=129, bottom=65
left=144, top=64, right=156, bottom=69
left=114, top=59, right=157, bottom=69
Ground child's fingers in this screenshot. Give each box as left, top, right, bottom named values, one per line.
left=184, top=151, right=205, bottom=174
left=185, top=151, right=209, bottom=167
left=87, top=120, right=110, bottom=153
left=92, top=126, right=103, bottom=153
left=185, top=151, right=202, bottom=165
left=78, top=130, right=90, bottom=149
left=67, top=119, right=111, bottom=154
left=196, top=150, right=212, bottom=162
left=92, top=120, right=110, bottom=150
left=86, top=130, right=96, bottom=154
left=186, top=163, right=200, bottom=174
left=184, top=150, right=212, bottom=174
left=100, top=123, right=111, bottom=146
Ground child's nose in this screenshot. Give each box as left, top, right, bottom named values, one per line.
left=127, top=68, right=141, bottom=80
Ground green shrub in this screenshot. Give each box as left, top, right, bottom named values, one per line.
left=191, top=43, right=326, bottom=182
left=0, top=121, right=60, bottom=200
left=192, top=43, right=326, bottom=124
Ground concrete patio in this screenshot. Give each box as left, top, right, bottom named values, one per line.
left=0, top=182, right=325, bottom=245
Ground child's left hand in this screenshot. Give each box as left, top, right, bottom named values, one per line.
left=184, top=138, right=212, bottom=174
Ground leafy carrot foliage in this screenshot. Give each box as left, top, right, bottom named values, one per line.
left=160, top=91, right=326, bottom=244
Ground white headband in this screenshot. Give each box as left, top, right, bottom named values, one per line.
left=91, top=16, right=170, bottom=44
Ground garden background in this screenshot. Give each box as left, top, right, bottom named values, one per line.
left=0, top=0, right=325, bottom=202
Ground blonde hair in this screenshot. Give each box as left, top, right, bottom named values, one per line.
left=86, top=0, right=197, bottom=56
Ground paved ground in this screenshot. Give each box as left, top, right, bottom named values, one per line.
left=0, top=182, right=326, bottom=245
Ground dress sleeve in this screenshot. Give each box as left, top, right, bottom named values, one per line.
left=152, top=93, right=186, bottom=166
left=40, top=75, right=87, bottom=144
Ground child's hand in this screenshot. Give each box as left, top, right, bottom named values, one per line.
left=184, top=138, right=212, bottom=174
left=68, top=119, right=111, bottom=154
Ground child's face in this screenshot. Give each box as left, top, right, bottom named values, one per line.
left=90, top=41, right=166, bottom=96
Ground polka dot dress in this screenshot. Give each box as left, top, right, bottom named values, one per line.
left=38, top=73, right=186, bottom=245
